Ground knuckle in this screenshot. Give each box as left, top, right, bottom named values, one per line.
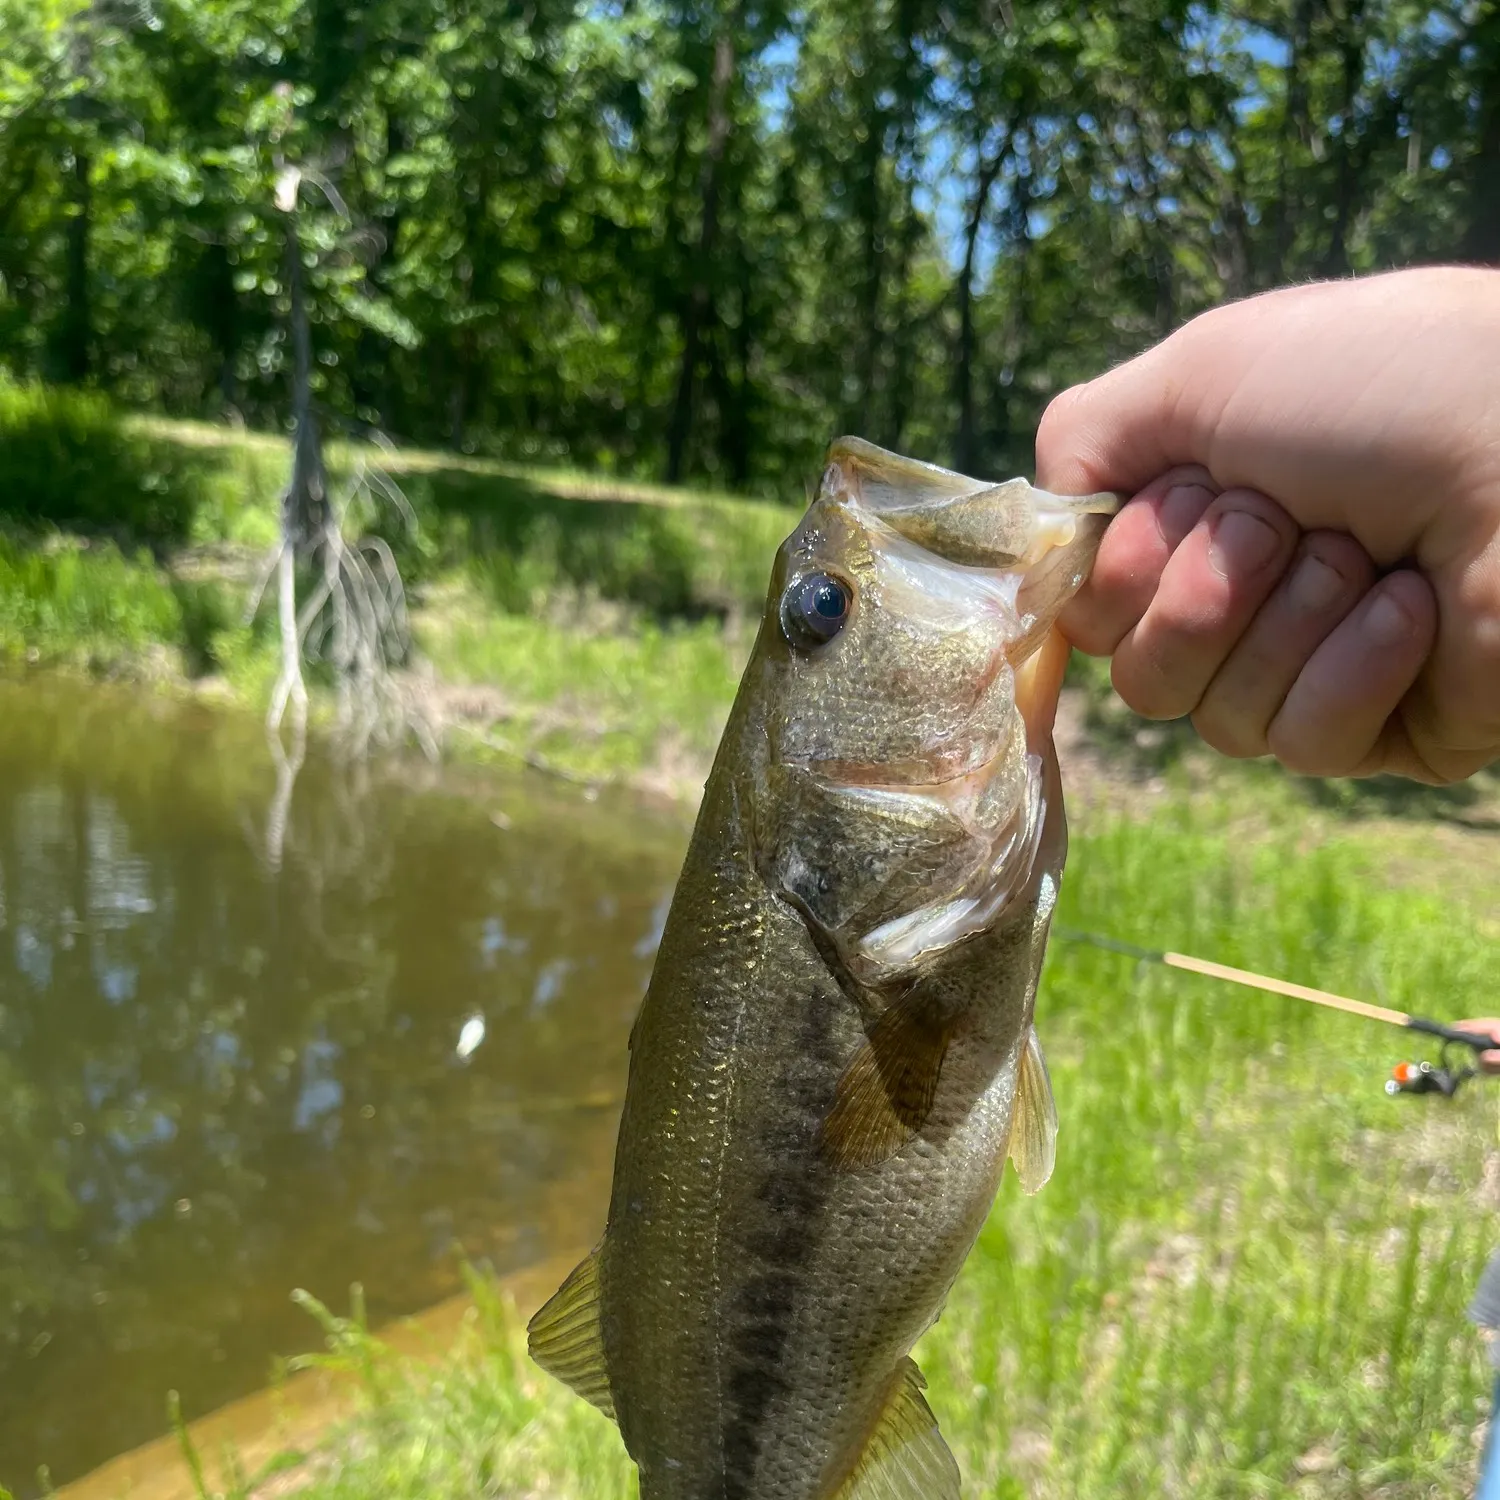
left=1265, top=720, right=1352, bottom=779
left=1299, top=529, right=1374, bottom=587
left=1058, top=613, right=1120, bottom=658
left=1112, top=651, right=1196, bottom=722
left=1038, top=384, right=1087, bottom=437
left=1035, top=387, right=1110, bottom=492
left=1136, top=463, right=1219, bottom=505
left=1191, top=700, right=1266, bottom=760
left=1207, top=486, right=1299, bottom=541
left=1139, top=586, right=1221, bottom=643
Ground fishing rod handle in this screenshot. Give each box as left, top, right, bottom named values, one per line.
left=1405, top=1016, right=1497, bottom=1052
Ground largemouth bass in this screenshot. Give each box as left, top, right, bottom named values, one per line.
left=529, top=438, right=1119, bottom=1500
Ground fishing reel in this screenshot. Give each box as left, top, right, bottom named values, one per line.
left=1385, top=1020, right=1494, bottom=1100
left=1386, top=1057, right=1474, bottom=1098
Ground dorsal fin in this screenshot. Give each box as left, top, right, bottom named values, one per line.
left=821, top=992, right=953, bottom=1172
left=1008, top=1026, right=1058, bottom=1195
left=830, top=1356, right=960, bottom=1500
left=525, top=1244, right=615, bottom=1420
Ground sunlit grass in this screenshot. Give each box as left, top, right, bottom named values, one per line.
left=416, top=578, right=747, bottom=781
left=0, top=535, right=184, bottom=671
left=925, top=811, right=1496, bottom=1498
left=172, top=809, right=1495, bottom=1500
left=129, top=415, right=778, bottom=515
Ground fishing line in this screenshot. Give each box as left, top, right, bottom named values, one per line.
left=1053, top=926, right=1495, bottom=1097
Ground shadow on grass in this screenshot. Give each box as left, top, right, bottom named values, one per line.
left=0, top=382, right=245, bottom=550
left=1067, top=652, right=1500, bottom=829
left=393, top=466, right=788, bottom=623
left=1299, top=766, right=1500, bottom=828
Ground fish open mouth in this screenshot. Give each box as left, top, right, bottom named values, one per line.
left=793, top=440, right=1110, bottom=800
left=759, top=440, right=1117, bottom=980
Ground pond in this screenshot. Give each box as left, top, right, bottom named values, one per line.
left=0, top=676, right=689, bottom=1493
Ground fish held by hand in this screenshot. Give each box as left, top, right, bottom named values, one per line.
left=529, top=438, right=1120, bottom=1500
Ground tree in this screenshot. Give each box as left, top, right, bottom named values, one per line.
left=0, top=0, right=1493, bottom=494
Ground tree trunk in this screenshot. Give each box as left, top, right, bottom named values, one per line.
left=1152, top=230, right=1175, bottom=335
left=1463, top=14, right=1500, bottom=264
left=1272, top=0, right=1317, bottom=281
left=197, top=237, right=239, bottom=410
left=853, top=86, right=885, bottom=436
left=1319, top=0, right=1369, bottom=276
left=666, top=16, right=737, bottom=485
left=955, top=144, right=1007, bottom=473
left=59, top=148, right=92, bottom=383
left=707, top=246, right=753, bottom=488
left=886, top=196, right=918, bottom=452
left=283, top=212, right=329, bottom=552
left=1220, top=148, right=1254, bottom=296
left=705, top=333, right=744, bottom=487
left=883, top=4, right=923, bottom=451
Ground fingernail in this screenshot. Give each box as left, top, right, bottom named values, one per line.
left=1207, top=509, right=1280, bottom=580
left=1288, top=554, right=1344, bottom=612
left=1362, top=587, right=1414, bottom=647
left=1158, top=484, right=1214, bottom=544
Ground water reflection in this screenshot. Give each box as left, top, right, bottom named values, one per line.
left=0, top=676, right=688, bottom=1491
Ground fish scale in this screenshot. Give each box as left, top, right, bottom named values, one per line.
left=528, top=438, right=1119, bottom=1499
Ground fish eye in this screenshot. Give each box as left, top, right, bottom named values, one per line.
left=781, top=571, right=852, bottom=650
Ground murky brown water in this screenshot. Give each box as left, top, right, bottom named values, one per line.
left=0, top=676, right=689, bottom=1493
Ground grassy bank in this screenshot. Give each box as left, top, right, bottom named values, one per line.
left=3, top=389, right=1498, bottom=824
left=150, top=802, right=1500, bottom=1500
left=0, top=384, right=794, bottom=793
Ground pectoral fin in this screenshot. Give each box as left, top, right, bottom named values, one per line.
left=821, top=992, right=952, bottom=1172
left=525, top=1244, right=616, bottom=1420
left=1008, top=1026, right=1059, bottom=1195
left=829, top=1356, right=960, bottom=1500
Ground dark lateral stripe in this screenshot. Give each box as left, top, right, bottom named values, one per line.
left=719, top=982, right=840, bottom=1496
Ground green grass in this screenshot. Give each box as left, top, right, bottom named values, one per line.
left=0, top=535, right=186, bottom=670
left=174, top=806, right=1497, bottom=1500
left=417, top=579, right=749, bottom=779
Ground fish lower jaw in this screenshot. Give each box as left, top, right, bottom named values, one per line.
left=848, top=753, right=1047, bottom=981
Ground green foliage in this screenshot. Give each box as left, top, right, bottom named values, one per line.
left=420, top=585, right=744, bottom=778
left=925, top=814, right=1497, bottom=1496
left=1, top=0, right=1495, bottom=491
left=0, top=415, right=780, bottom=752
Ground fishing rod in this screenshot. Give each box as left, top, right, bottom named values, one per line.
left=1054, top=927, right=1495, bottom=1099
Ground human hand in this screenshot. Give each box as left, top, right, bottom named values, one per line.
left=1453, top=1020, right=1500, bottom=1076
left=1036, top=267, right=1500, bottom=784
